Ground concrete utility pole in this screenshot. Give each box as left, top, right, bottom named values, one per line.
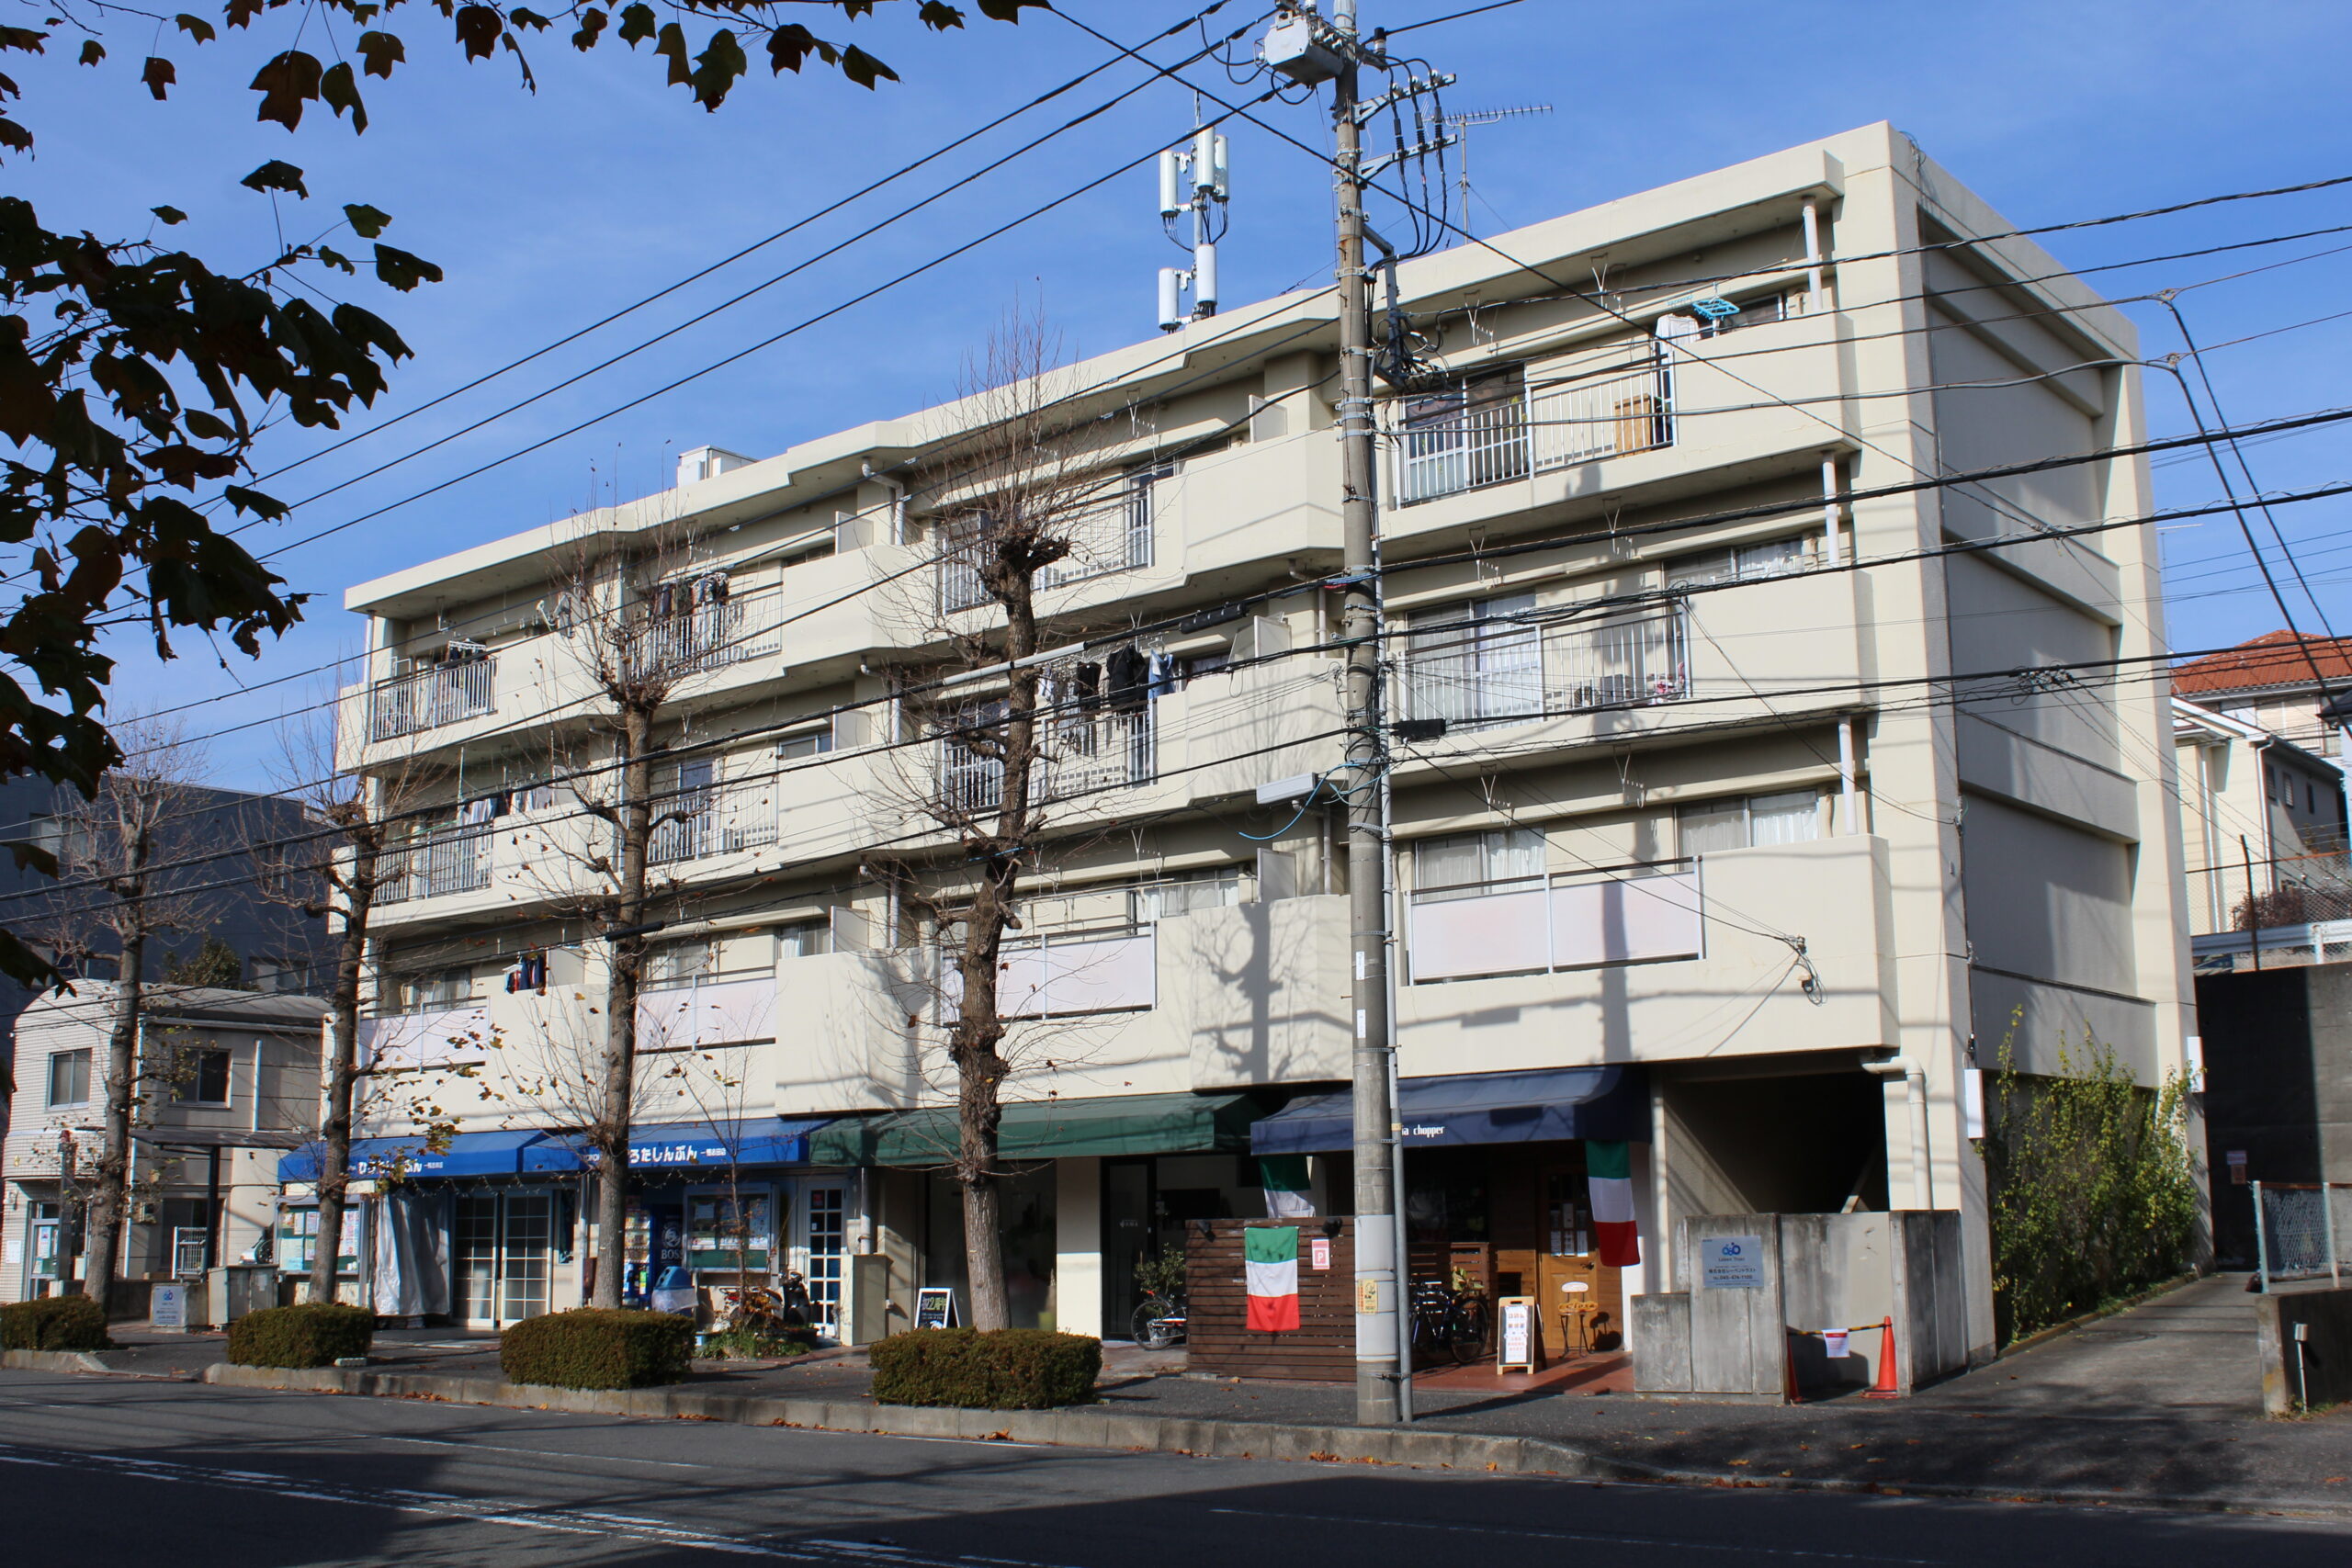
left=1268, top=0, right=1401, bottom=1427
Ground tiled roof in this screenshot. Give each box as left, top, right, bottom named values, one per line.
left=2173, top=631, right=2352, bottom=697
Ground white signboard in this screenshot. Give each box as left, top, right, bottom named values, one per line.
left=150, top=1283, right=187, bottom=1331
left=1701, top=1235, right=1765, bottom=1289
left=1496, top=1296, right=1537, bottom=1373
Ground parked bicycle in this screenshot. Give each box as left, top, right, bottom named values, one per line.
left=1131, top=1251, right=1188, bottom=1349
left=1409, top=1276, right=1490, bottom=1366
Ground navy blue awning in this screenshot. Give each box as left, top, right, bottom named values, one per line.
left=518, top=1116, right=836, bottom=1174
left=278, top=1128, right=547, bottom=1183
left=1250, top=1066, right=1649, bottom=1155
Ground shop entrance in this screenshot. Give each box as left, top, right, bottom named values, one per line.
left=797, top=1181, right=849, bottom=1336
left=1408, top=1142, right=1627, bottom=1355
left=454, top=1190, right=558, bottom=1326
left=25, top=1201, right=62, bottom=1298
left=1101, top=1155, right=1265, bottom=1338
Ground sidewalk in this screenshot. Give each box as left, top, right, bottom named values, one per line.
left=34, top=1275, right=2352, bottom=1514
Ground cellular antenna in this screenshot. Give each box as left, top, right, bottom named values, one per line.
left=1154, top=111, right=1230, bottom=331
left=1444, top=104, right=1552, bottom=240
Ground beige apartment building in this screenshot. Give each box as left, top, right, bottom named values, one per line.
left=306, top=122, right=2194, bottom=1367
left=2176, top=697, right=2350, bottom=953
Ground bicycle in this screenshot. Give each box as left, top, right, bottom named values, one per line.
left=1131, top=1291, right=1187, bottom=1349
left=1409, top=1279, right=1491, bottom=1366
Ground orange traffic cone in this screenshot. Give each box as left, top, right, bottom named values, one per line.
left=1861, top=1315, right=1902, bottom=1400
left=1782, top=1331, right=1805, bottom=1404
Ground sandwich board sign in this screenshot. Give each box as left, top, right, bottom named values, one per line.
left=1496, top=1295, right=1539, bottom=1373
left=913, top=1287, right=959, bottom=1329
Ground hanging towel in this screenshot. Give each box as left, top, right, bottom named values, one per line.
left=1148, top=650, right=1177, bottom=699
left=1106, top=646, right=1149, bottom=712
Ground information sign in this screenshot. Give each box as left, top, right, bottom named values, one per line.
left=150, top=1282, right=187, bottom=1332
left=1701, top=1235, right=1765, bottom=1289
left=1495, top=1295, right=1538, bottom=1374
left=913, top=1287, right=959, bottom=1329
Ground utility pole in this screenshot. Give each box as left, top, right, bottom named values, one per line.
left=1266, top=0, right=1399, bottom=1427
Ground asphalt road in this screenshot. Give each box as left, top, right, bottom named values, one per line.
left=3, top=1370, right=2346, bottom=1567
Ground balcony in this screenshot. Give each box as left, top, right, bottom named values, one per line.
left=938, top=706, right=1155, bottom=817
left=1397, top=600, right=1691, bottom=728
left=626, top=594, right=781, bottom=682
left=648, top=778, right=782, bottom=866
left=1394, top=353, right=1671, bottom=506
left=368, top=658, right=495, bottom=741
left=379, top=825, right=492, bottom=905
left=1408, top=860, right=1702, bottom=984
left=942, top=924, right=1159, bottom=1021
left=940, top=481, right=1157, bottom=615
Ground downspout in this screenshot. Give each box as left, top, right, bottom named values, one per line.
left=1820, top=455, right=1846, bottom=567
left=1838, top=716, right=1861, bottom=836
left=1865, top=1056, right=1933, bottom=1209
left=861, top=459, right=906, bottom=548
left=1801, top=197, right=1826, bottom=312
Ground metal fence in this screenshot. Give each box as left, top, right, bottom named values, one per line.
left=1394, top=353, right=1672, bottom=505
left=379, top=826, right=492, bottom=904
left=2255, top=1180, right=2352, bottom=1287
left=1396, top=600, right=1691, bottom=728
left=367, top=659, right=496, bottom=741
left=937, top=706, right=1155, bottom=817
left=647, top=779, right=782, bottom=866
left=940, top=487, right=1158, bottom=613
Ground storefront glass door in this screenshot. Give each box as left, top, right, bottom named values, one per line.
left=453, top=1191, right=555, bottom=1327
left=802, top=1183, right=846, bottom=1335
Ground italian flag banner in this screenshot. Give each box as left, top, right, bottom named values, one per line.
left=1244, top=1224, right=1301, bottom=1332
left=1589, top=1141, right=1641, bottom=1267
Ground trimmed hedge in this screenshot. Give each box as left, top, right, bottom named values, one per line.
left=0, top=1294, right=111, bottom=1351
left=227, top=1303, right=375, bottom=1369
left=870, top=1328, right=1101, bottom=1410
left=500, top=1308, right=694, bottom=1390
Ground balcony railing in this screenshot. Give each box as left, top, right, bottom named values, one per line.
left=1394, top=353, right=1672, bottom=505
left=1398, top=600, right=1691, bottom=729
left=938, top=707, right=1155, bottom=818
left=647, top=779, right=782, bottom=866
left=941, top=922, right=1158, bottom=1019
left=379, top=826, right=492, bottom=905
left=940, top=480, right=1158, bottom=613
left=624, top=595, right=780, bottom=682
left=1408, top=860, right=1702, bottom=983
left=368, top=659, right=495, bottom=741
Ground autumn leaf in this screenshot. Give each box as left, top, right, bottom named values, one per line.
left=250, top=50, right=323, bottom=130
left=141, top=55, right=175, bottom=99
left=356, top=29, right=404, bottom=79
left=342, top=202, right=391, bottom=238
left=150, top=205, right=187, bottom=225
left=240, top=159, right=309, bottom=197
left=371, top=243, right=442, bottom=291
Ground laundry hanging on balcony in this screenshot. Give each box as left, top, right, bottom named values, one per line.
left=1106, top=646, right=1149, bottom=712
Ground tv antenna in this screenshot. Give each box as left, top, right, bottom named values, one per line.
left=1444, top=104, right=1552, bottom=240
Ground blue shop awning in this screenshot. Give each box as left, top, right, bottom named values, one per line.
left=278, top=1128, right=548, bottom=1183
left=1250, top=1066, right=1649, bottom=1155
left=517, top=1116, right=837, bottom=1174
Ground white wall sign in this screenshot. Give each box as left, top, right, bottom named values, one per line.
left=1701, top=1235, right=1765, bottom=1289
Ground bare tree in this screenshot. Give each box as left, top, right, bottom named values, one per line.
left=30, top=716, right=216, bottom=1314
left=513, top=517, right=743, bottom=1308
left=261, top=692, right=436, bottom=1304
left=876, top=310, right=1150, bottom=1331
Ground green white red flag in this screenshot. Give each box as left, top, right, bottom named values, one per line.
left=1589, top=1141, right=1640, bottom=1267
left=1245, top=1224, right=1300, bottom=1332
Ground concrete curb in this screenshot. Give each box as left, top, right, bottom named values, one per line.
left=198, top=1361, right=1647, bottom=1479
left=0, top=1348, right=167, bottom=1377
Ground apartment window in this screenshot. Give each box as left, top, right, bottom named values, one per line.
left=1129, top=866, right=1245, bottom=924
left=1176, top=649, right=1230, bottom=686
left=645, top=938, right=714, bottom=990
left=1415, top=828, right=1546, bottom=902
left=777, top=919, right=832, bottom=960
left=170, top=1048, right=232, bottom=1106
left=1667, top=536, right=1814, bottom=590
left=46, top=1048, right=91, bottom=1108
left=405, top=967, right=474, bottom=1011
left=1403, top=594, right=1541, bottom=727
left=1679, top=790, right=1823, bottom=855
left=775, top=725, right=834, bottom=761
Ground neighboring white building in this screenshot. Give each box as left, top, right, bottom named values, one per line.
left=3, top=985, right=326, bottom=1309
left=320, top=122, right=2194, bottom=1366
left=2176, top=697, right=2351, bottom=966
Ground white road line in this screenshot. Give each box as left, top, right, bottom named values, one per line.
left=1204, top=1506, right=1942, bottom=1564
left=375, top=1433, right=710, bottom=1470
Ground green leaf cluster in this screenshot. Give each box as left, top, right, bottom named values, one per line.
left=499, top=1306, right=695, bottom=1388
left=226, top=1301, right=376, bottom=1366
left=1981, top=1024, right=2201, bottom=1344
left=869, top=1326, right=1101, bottom=1409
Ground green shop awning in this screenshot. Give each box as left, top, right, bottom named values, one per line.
left=809, top=1092, right=1271, bottom=1168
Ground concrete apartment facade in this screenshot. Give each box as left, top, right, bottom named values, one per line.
left=4, top=985, right=327, bottom=1309
left=311, top=123, right=2194, bottom=1364
left=2176, top=697, right=2349, bottom=943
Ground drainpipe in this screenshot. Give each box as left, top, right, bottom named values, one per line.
left=861, top=459, right=906, bottom=548
left=1838, top=716, right=1861, bottom=836
left=1820, top=455, right=1845, bottom=567
left=1802, top=197, right=1826, bottom=312
left=1865, top=1056, right=1933, bottom=1210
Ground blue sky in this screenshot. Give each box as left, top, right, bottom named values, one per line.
left=15, top=0, right=2352, bottom=784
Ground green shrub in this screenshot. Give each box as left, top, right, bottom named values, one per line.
left=0, top=1294, right=111, bottom=1351
left=226, top=1303, right=375, bottom=1369
left=870, top=1328, right=1101, bottom=1409
left=500, top=1309, right=694, bottom=1390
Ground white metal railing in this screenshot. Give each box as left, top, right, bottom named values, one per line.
left=647, top=778, right=781, bottom=866
left=937, top=706, right=1155, bottom=817
left=368, top=659, right=495, bottom=741
left=1399, top=600, right=1690, bottom=728
left=1395, top=353, right=1672, bottom=505
left=1409, top=860, right=1702, bottom=982
left=940, top=922, right=1158, bottom=1019
left=379, top=826, right=492, bottom=904
left=624, top=594, right=780, bottom=681
left=940, top=484, right=1158, bottom=612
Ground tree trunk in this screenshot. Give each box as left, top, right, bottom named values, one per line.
left=82, top=925, right=146, bottom=1314
left=309, top=834, right=378, bottom=1305
left=592, top=705, right=654, bottom=1309
left=960, top=1174, right=1007, bottom=1332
